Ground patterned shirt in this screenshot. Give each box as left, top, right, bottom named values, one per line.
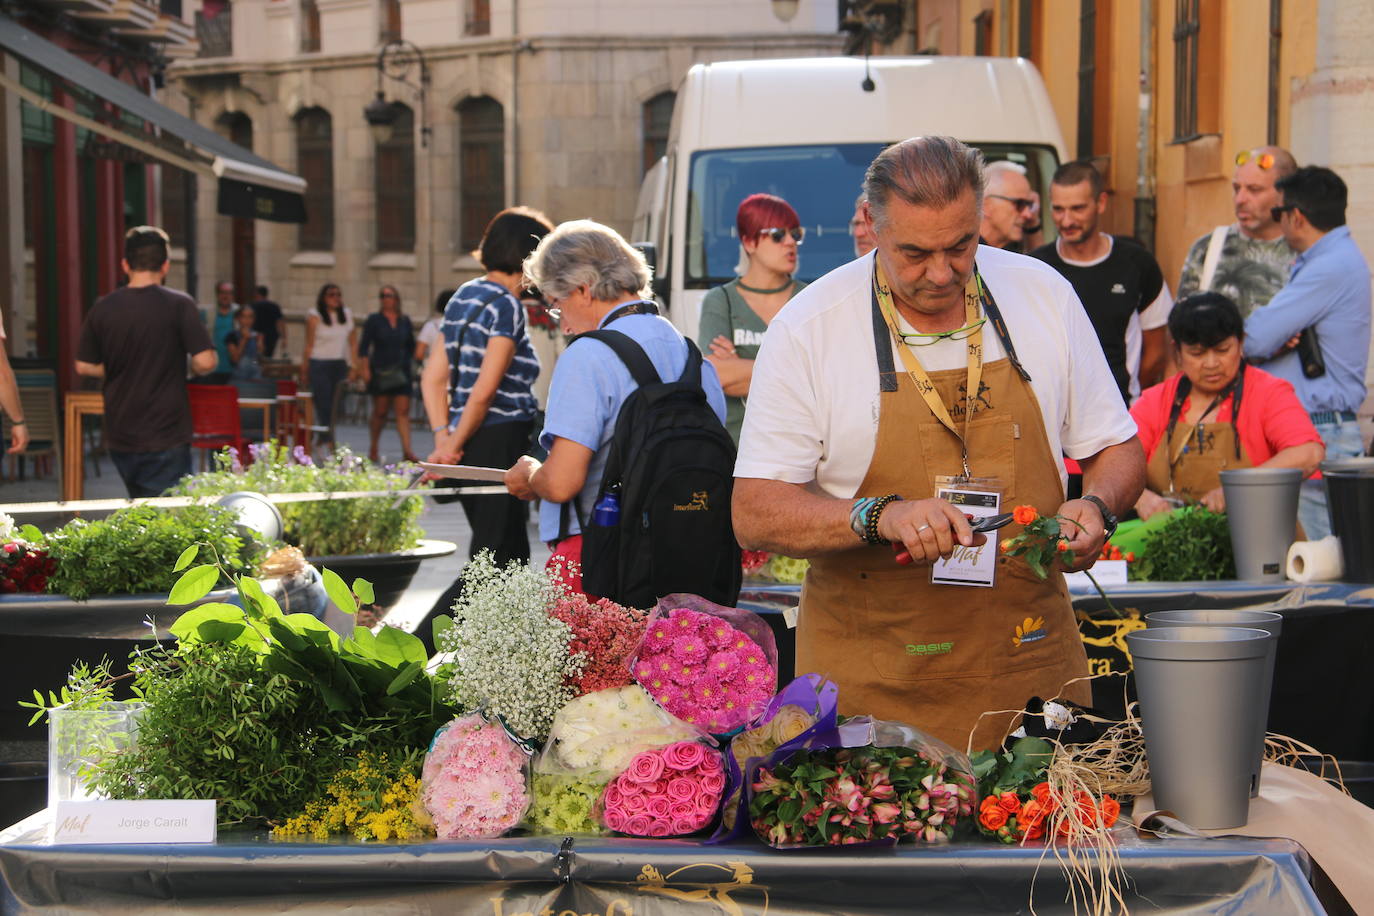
left=441, top=278, right=540, bottom=428
left=1176, top=225, right=1296, bottom=318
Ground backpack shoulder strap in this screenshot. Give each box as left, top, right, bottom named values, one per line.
left=575, top=329, right=663, bottom=387
left=677, top=337, right=705, bottom=388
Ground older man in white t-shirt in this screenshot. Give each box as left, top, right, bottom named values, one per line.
left=732, top=136, right=1145, bottom=749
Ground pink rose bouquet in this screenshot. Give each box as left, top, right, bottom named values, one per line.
left=597, top=740, right=726, bottom=838
left=420, top=713, right=532, bottom=839
left=630, top=595, right=779, bottom=735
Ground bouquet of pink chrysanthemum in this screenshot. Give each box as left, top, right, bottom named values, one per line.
left=549, top=593, right=647, bottom=697
left=419, top=713, right=532, bottom=839
left=596, top=740, right=727, bottom=838
left=629, top=595, right=779, bottom=735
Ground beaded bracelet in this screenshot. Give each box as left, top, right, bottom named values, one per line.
left=863, top=493, right=903, bottom=545
left=849, top=496, right=880, bottom=542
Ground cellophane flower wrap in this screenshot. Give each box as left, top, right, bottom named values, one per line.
left=594, top=738, right=728, bottom=838
left=629, top=593, right=779, bottom=736
left=525, top=685, right=699, bottom=835
left=419, top=712, right=533, bottom=839
left=748, top=717, right=977, bottom=849
left=708, top=674, right=840, bottom=843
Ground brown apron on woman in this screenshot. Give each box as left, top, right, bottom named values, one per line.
left=1144, top=375, right=1253, bottom=501
left=797, top=275, right=1091, bottom=752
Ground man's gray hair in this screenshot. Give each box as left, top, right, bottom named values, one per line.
left=983, top=159, right=1027, bottom=183
left=523, top=219, right=652, bottom=302
left=864, top=136, right=985, bottom=227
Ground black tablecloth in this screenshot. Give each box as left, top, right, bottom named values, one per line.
left=0, top=815, right=1327, bottom=915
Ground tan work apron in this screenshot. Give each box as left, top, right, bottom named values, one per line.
left=1145, top=407, right=1253, bottom=501
left=798, top=292, right=1091, bottom=753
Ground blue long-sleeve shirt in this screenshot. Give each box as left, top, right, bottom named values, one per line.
left=1244, top=226, right=1371, bottom=413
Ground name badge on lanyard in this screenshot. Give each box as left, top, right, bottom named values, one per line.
left=931, top=475, right=1002, bottom=588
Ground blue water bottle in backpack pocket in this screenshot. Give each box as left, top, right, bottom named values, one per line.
left=592, top=484, right=621, bottom=527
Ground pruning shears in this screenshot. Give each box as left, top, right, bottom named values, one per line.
left=893, top=513, right=1014, bottom=565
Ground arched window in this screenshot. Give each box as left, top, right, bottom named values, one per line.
left=457, top=96, right=504, bottom=252
left=375, top=103, right=415, bottom=252
left=642, top=91, right=674, bottom=176
left=295, top=107, right=333, bottom=250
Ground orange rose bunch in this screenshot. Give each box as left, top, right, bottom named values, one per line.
left=977, top=782, right=1120, bottom=844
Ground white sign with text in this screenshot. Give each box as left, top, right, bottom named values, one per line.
left=51, top=800, right=216, bottom=845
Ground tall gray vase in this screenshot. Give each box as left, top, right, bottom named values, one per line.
left=1144, top=609, right=1282, bottom=798
left=1219, top=468, right=1302, bottom=581
left=1126, top=626, right=1272, bottom=829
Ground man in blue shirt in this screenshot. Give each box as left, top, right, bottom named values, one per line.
left=1245, top=166, right=1371, bottom=538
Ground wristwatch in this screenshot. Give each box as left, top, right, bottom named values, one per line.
left=1082, top=495, right=1119, bottom=540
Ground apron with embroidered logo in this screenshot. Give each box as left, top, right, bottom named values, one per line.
left=796, top=272, right=1091, bottom=752
left=1145, top=376, right=1253, bottom=501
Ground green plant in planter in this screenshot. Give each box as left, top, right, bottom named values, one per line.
left=27, top=547, right=461, bottom=827
left=171, top=442, right=425, bottom=557
left=38, top=504, right=254, bottom=600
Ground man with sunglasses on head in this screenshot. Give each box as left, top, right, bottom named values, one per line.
left=979, top=160, right=1037, bottom=252
left=732, top=136, right=1144, bottom=751
left=1243, top=165, right=1370, bottom=539
left=1177, top=147, right=1298, bottom=318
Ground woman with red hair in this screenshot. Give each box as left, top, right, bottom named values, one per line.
left=698, top=193, right=807, bottom=444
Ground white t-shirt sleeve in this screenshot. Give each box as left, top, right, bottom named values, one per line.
left=1058, top=283, right=1140, bottom=459
left=734, top=319, right=824, bottom=484
left=418, top=318, right=440, bottom=346
left=1139, top=281, right=1174, bottom=331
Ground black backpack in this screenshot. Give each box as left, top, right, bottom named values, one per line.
left=563, top=328, right=742, bottom=610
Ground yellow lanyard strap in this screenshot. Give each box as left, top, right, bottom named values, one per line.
left=873, top=259, right=984, bottom=478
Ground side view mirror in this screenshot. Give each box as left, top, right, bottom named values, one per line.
left=632, top=242, right=669, bottom=307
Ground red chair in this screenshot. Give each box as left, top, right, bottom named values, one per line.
left=188, top=384, right=247, bottom=470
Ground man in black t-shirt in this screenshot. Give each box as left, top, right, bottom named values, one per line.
left=1031, top=161, right=1173, bottom=404
left=251, top=284, right=286, bottom=357
left=76, top=226, right=217, bottom=497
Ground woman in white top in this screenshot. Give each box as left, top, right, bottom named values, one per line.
left=300, top=282, right=358, bottom=446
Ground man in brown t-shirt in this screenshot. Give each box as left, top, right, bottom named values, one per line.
left=76, top=226, right=217, bottom=497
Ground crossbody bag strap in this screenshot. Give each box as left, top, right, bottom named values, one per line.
left=1198, top=225, right=1230, bottom=292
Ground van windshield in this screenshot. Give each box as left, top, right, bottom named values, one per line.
left=685, top=143, right=1060, bottom=287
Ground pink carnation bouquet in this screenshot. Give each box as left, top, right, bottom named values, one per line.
left=630, top=596, right=779, bottom=735
left=419, top=713, right=532, bottom=839
left=597, top=740, right=727, bottom=838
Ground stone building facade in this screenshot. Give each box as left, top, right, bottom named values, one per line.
left=164, top=0, right=842, bottom=336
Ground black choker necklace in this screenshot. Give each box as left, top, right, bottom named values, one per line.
left=736, top=278, right=793, bottom=295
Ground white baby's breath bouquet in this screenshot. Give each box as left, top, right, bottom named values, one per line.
left=437, top=552, right=583, bottom=740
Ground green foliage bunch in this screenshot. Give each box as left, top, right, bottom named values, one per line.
left=40, top=504, right=253, bottom=600
left=32, top=546, right=461, bottom=827
left=1130, top=506, right=1236, bottom=582
left=170, top=442, right=425, bottom=557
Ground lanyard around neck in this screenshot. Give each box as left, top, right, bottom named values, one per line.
left=1165, top=371, right=1245, bottom=474
left=601, top=300, right=660, bottom=327
left=873, top=259, right=983, bottom=478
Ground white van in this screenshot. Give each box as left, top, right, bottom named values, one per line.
left=632, top=56, right=1070, bottom=341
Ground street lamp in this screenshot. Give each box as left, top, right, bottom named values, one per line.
left=363, top=39, right=432, bottom=147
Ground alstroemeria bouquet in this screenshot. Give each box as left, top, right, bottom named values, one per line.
left=630, top=596, right=778, bottom=734
left=1, top=513, right=54, bottom=594
left=597, top=740, right=727, bottom=837
left=748, top=719, right=977, bottom=849
left=419, top=713, right=532, bottom=839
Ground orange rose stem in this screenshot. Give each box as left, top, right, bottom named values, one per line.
left=1056, top=515, right=1123, bottom=619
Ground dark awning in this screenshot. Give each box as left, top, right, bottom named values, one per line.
left=0, top=13, right=306, bottom=223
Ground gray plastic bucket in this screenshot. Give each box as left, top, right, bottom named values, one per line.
left=1219, top=468, right=1302, bottom=581
left=1145, top=609, right=1282, bottom=797
left=1127, top=625, right=1272, bottom=829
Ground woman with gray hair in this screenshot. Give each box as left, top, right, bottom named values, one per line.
left=504, top=219, right=728, bottom=595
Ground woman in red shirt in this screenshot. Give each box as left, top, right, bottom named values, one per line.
left=1131, top=292, right=1324, bottom=519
